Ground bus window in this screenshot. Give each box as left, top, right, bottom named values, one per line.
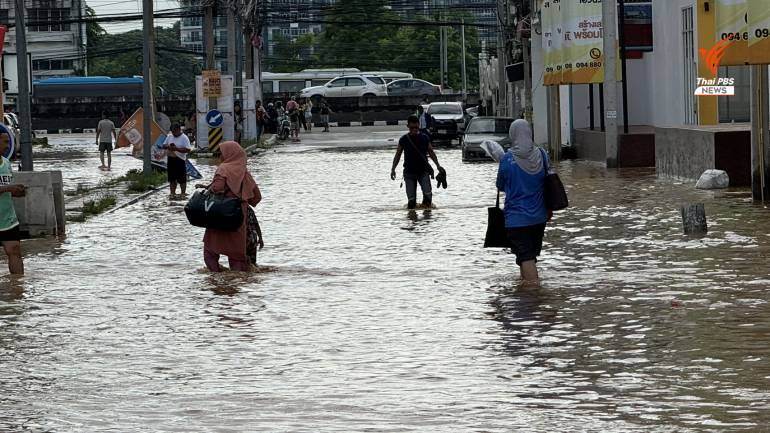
left=278, top=81, right=306, bottom=93
left=262, top=82, right=273, bottom=95
left=311, top=80, right=329, bottom=87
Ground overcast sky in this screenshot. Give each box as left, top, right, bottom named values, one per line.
left=88, top=0, right=181, bottom=34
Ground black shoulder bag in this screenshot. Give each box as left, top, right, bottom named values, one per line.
left=184, top=180, right=244, bottom=231
left=540, top=148, right=569, bottom=211
left=484, top=191, right=512, bottom=248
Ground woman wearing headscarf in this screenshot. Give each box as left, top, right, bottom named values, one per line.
left=201, top=141, right=262, bottom=272
left=495, top=119, right=551, bottom=282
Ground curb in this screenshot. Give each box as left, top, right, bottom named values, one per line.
left=34, top=121, right=409, bottom=134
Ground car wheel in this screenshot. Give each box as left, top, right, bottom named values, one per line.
left=310, top=95, right=323, bottom=104
left=362, top=93, right=376, bottom=98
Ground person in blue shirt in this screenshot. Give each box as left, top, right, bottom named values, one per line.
left=496, top=119, right=551, bottom=282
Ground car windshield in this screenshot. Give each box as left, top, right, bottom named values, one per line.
left=428, top=105, right=462, bottom=115
left=466, top=118, right=513, bottom=134
left=366, top=76, right=385, bottom=85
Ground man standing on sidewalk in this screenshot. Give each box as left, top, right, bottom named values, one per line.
left=390, top=115, right=443, bottom=209
left=96, top=112, right=117, bottom=170
left=163, top=124, right=192, bottom=198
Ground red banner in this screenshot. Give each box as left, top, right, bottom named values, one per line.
left=0, top=25, right=6, bottom=57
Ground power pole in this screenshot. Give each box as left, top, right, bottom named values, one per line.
left=523, top=0, right=534, bottom=123
left=141, top=0, right=154, bottom=175
left=461, top=19, right=467, bottom=100
left=227, top=8, right=237, bottom=83
left=234, top=16, right=243, bottom=100
left=204, top=2, right=217, bottom=112
left=497, top=0, right=508, bottom=116
left=14, top=0, right=33, bottom=171
left=602, top=0, right=619, bottom=168
left=244, top=28, right=254, bottom=80
left=751, top=65, right=770, bottom=201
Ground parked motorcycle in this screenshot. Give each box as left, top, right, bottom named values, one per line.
left=278, top=113, right=291, bottom=140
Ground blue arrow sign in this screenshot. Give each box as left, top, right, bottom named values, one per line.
left=0, top=123, right=15, bottom=160
left=205, top=109, right=224, bottom=128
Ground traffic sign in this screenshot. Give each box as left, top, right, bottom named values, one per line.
left=205, top=109, right=224, bottom=128
left=208, top=127, right=223, bottom=153
left=0, top=123, right=15, bottom=159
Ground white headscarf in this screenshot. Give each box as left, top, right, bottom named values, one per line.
left=509, top=119, right=543, bottom=175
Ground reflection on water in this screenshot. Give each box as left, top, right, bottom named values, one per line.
left=1, top=138, right=770, bottom=431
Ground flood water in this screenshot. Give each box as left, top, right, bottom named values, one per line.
left=2, top=135, right=770, bottom=431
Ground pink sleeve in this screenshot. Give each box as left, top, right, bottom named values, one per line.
left=210, top=174, right=227, bottom=194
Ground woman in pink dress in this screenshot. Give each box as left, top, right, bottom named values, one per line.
left=201, top=141, right=262, bottom=272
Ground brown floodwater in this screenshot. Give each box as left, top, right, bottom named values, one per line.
left=1, top=135, right=769, bottom=432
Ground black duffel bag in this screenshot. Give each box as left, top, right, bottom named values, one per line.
left=184, top=190, right=243, bottom=231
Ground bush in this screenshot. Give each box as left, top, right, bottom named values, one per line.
left=81, top=194, right=117, bottom=217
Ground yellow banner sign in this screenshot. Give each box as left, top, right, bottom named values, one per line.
left=748, top=0, right=770, bottom=64
left=714, top=0, right=749, bottom=66
left=541, top=0, right=604, bottom=85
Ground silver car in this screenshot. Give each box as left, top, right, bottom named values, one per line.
left=461, top=117, right=515, bottom=162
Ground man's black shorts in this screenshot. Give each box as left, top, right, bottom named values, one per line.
left=0, top=225, right=21, bottom=242
left=167, top=156, right=187, bottom=184
left=99, top=142, right=113, bottom=152
left=506, top=223, right=546, bottom=265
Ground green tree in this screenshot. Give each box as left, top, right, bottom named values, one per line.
left=85, top=5, right=106, bottom=48
left=87, top=22, right=199, bottom=95
left=315, top=0, right=401, bottom=70
left=265, top=33, right=316, bottom=72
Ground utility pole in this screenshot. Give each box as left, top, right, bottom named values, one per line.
left=751, top=65, right=770, bottom=202
left=227, top=9, right=237, bottom=83
left=523, top=0, right=534, bottom=123
left=14, top=0, right=33, bottom=171
left=602, top=0, right=619, bottom=168
left=234, top=17, right=243, bottom=101
left=141, top=0, right=154, bottom=175
left=461, top=19, right=467, bottom=100
left=244, top=28, right=254, bottom=80
left=204, top=2, right=217, bottom=112
left=497, top=0, right=508, bottom=116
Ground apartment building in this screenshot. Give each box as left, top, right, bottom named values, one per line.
left=0, top=0, right=87, bottom=81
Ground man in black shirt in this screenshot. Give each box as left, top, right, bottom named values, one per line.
left=390, top=115, right=443, bottom=209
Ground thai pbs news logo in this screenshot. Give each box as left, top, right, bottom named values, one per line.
left=696, top=37, right=736, bottom=96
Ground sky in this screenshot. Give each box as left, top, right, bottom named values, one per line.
left=88, top=0, right=181, bottom=34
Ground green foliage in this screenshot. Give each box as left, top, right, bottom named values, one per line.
left=87, top=22, right=199, bottom=95
left=265, top=1, right=481, bottom=89
left=122, top=169, right=167, bottom=193
left=82, top=194, right=117, bottom=216
left=85, top=5, right=106, bottom=48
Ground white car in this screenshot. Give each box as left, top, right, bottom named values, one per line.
left=300, top=74, right=388, bottom=99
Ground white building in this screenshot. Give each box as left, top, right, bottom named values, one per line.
left=1, top=0, right=87, bottom=82
left=178, top=0, right=230, bottom=72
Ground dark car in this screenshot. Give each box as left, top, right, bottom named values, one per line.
left=427, top=102, right=465, bottom=144
left=461, top=117, right=515, bottom=162
left=387, top=79, right=441, bottom=96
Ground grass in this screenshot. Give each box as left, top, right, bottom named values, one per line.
left=82, top=194, right=117, bottom=216
left=120, top=169, right=167, bottom=193
left=69, top=193, right=117, bottom=222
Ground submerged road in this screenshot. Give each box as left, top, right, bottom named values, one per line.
left=2, top=127, right=770, bottom=431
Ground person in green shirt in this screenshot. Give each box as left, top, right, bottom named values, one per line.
left=0, top=130, right=26, bottom=275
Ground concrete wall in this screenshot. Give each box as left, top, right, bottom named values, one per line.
left=656, top=124, right=751, bottom=185
left=648, top=0, right=695, bottom=127
left=12, top=171, right=65, bottom=238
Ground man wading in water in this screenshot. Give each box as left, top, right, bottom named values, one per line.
left=390, top=115, right=443, bottom=209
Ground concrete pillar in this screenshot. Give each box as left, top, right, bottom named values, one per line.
left=602, top=0, right=619, bottom=168
left=13, top=171, right=64, bottom=237
left=750, top=65, right=770, bottom=201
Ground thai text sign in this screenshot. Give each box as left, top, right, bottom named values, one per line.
left=202, top=70, right=222, bottom=97
left=713, top=0, right=770, bottom=65
left=542, top=0, right=604, bottom=85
